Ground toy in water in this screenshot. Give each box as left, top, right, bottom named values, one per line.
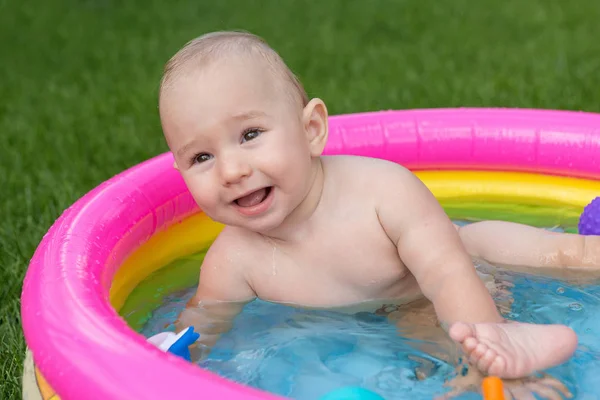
left=482, top=376, right=505, bottom=400
left=319, top=387, right=384, bottom=400
left=579, top=196, right=600, bottom=235
left=147, top=326, right=199, bottom=362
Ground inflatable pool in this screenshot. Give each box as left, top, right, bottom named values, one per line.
left=21, top=108, right=600, bottom=400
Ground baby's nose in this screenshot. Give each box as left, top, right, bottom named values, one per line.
left=218, top=156, right=252, bottom=185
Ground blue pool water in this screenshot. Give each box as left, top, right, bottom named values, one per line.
left=139, top=229, right=600, bottom=399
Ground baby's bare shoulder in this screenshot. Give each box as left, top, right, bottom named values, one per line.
left=323, top=155, right=437, bottom=235
left=196, top=226, right=258, bottom=302
left=324, top=155, right=415, bottom=191
left=204, top=226, right=261, bottom=267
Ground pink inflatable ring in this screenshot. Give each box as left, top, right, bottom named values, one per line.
left=21, top=108, right=600, bottom=400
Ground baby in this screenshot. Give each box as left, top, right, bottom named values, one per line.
left=157, top=31, right=600, bottom=383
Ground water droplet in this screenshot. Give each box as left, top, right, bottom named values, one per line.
left=556, top=287, right=565, bottom=294
left=568, top=302, right=583, bottom=311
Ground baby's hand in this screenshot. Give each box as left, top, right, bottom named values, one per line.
left=499, top=375, right=572, bottom=400
left=436, top=364, right=572, bottom=400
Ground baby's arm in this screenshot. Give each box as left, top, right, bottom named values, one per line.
left=175, top=228, right=256, bottom=359
left=456, top=220, right=600, bottom=272
left=377, top=165, right=503, bottom=326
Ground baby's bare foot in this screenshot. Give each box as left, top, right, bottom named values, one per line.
left=448, top=321, right=578, bottom=379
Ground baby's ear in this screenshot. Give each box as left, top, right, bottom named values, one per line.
left=302, top=98, right=329, bottom=157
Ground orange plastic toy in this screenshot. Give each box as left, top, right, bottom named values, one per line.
left=482, top=376, right=505, bottom=400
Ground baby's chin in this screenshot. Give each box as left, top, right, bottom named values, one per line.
left=229, top=217, right=286, bottom=236
left=203, top=209, right=286, bottom=235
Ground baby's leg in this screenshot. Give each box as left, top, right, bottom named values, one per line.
left=389, top=297, right=577, bottom=380
left=455, top=221, right=600, bottom=272
left=448, top=223, right=585, bottom=377
left=387, top=278, right=514, bottom=369
left=448, top=321, right=577, bottom=379
left=386, top=298, right=461, bottom=370
left=389, top=270, right=578, bottom=380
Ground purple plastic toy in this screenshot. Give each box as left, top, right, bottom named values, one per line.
left=579, top=197, right=600, bottom=235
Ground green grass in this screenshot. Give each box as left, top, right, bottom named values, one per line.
left=2, top=0, right=600, bottom=398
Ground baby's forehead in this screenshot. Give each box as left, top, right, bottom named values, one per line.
left=161, top=38, right=306, bottom=109
left=165, top=57, right=292, bottom=109
left=160, top=62, right=303, bottom=141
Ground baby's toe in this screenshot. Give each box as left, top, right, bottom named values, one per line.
left=463, top=337, right=479, bottom=353
left=488, top=356, right=507, bottom=377
left=468, top=342, right=488, bottom=364
left=448, top=322, right=475, bottom=343
left=476, top=348, right=497, bottom=372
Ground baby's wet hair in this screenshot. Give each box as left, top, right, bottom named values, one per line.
left=159, top=31, right=309, bottom=108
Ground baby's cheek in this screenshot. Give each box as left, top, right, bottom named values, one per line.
left=193, top=188, right=219, bottom=208
left=276, top=142, right=310, bottom=171
left=185, top=177, right=218, bottom=208
left=191, top=191, right=216, bottom=209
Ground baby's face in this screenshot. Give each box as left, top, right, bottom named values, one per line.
left=160, top=58, right=317, bottom=233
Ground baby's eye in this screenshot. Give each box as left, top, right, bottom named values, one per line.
left=242, top=128, right=262, bottom=143
left=192, top=153, right=212, bottom=164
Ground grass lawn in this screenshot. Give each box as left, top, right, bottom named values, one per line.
left=2, top=0, right=600, bottom=398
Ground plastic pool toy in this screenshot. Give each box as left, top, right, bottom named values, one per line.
left=482, top=376, right=505, bottom=400
left=579, top=197, right=600, bottom=235
left=147, top=326, right=199, bottom=362
left=21, top=108, right=600, bottom=400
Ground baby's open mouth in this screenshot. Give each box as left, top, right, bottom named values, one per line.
left=234, top=187, right=272, bottom=207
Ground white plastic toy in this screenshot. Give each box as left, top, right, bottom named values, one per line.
left=147, top=326, right=199, bottom=361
